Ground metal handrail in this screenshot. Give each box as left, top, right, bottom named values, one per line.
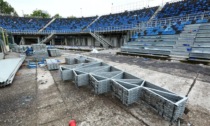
left=4, top=11, right=210, bottom=34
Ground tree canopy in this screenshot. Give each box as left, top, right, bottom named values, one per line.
left=67, top=15, right=76, bottom=19
left=53, top=14, right=62, bottom=18
left=30, top=10, right=51, bottom=18
left=0, top=0, right=18, bottom=16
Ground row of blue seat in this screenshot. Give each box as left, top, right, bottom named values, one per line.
left=156, top=0, right=210, bottom=18
left=90, top=7, right=158, bottom=29
left=0, top=0, right=209, bottom=32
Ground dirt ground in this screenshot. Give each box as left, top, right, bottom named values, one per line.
left=0, top=51, right=210, bottom=126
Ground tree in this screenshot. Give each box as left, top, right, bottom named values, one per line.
left=0, top=0, right=18, bottom=16
left=23, top=14, right=30, bottom=17
left=30, top=10, right=51, bottom=18
left=67, top=15, right=76, bottom=19
left=53, top=14, right=62, bottom=18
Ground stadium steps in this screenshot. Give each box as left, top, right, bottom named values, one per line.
left=38, top=18, right=56, bottom=32
left=189, top=23, right=210, bottom=61
left=40, top=33, right=55, bottom=43
left=170, top=24, right=200, bottom=58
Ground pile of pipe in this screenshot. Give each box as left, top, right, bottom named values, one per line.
left=59, top=55, right=188, bottom=122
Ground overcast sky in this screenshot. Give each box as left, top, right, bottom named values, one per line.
left=5, top=0, right=172, bottom=17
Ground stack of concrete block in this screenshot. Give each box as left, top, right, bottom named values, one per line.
left=89, top=66, right=123, bottom=94
left=59, top=55, right=188, bottom=122
left=48, top=49, right=61, bottom=57
left=65, top=55, right=95, bottom=65
left=74, top=65, right=109, bottom=87
left=32, top=44, right=48, bottom=61
left=46, top=59, right=59, bottom=70
left=32, top=44, right=47, bottom=51
left=60, top=62, right=97, bottom=81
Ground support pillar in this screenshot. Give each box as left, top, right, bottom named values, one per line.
left=12, top=35, right=15, bottom=44
left=37, top=37, right=41, bottom=43
left=52, top=38, right=55, bottom=45
left=64, top=37, right=68, bottom=45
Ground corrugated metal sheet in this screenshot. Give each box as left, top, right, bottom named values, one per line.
left=0, top=57, right=25, bottom=85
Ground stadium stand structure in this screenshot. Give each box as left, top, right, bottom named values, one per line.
left=0, top=0, right=210, bottom=62
left=89, top=7, right=158, bottom=31
left=0, top=16, right=52, bottom=32
left=45, top=16, right=97, bottom=33
left=156, top=0, right=210, bottom=19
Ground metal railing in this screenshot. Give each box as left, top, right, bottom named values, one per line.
left=5, top=11, right=210, bottom=34
left=92, top=11, right=210, bottom=33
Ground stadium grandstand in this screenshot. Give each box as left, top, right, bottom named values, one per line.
left=0, top=0, right=209, bottom=62
left=1, top=0, right=210, bottom=125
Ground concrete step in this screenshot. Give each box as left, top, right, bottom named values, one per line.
left=191, top=47, right=210, bottom=53
left=196, top=33, right=210, bottom=37
left=178, top=37, right=194, bottom=41
left=181, top=30, right=199, bottom=34
left=180, top=33, right=196, bottom=37
left=197, top=30, right=210, bottom=33
left=170, top=51, right=189, bottom=56
left=193, top=42, right=210, bottom=47
left=176, top=42, right=194, bottom=46
left=195, top=38, right=210, bottom=42
left=141, top=35, right=178, bottom=39
left=199, top=25, right=210, bottom=29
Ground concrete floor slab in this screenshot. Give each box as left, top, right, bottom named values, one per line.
left=105, top=62, right=193, bottom=96
left=188, top=80, right=210, bottom=111
left=37, top=68, right=55, bottom=90
left=1, top=52, right=210, bottom=126
left=37, top=103, right=68, bottom=125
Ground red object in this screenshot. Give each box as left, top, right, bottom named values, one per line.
left=69, top=120, right=76, bottom=126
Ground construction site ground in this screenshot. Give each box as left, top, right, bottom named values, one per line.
left=0, top=49, right=210, bottom=126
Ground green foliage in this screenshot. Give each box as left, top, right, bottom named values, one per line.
left=0, top=0, right=18, bottom=16
left=67, top=15, right=76, bottom=19
left=53, top=13, right=62, bottom=18
left=30, top=10, right=51, bottom=18
left=23, top=14, right=30, bottom=17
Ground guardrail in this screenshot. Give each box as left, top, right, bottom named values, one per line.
left=7, top=29, right=87, bottom=35
left=5, top=11, right=210, bottom=34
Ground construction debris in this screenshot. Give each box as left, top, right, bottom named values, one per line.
left=0, top=57, right=25, bottom=86
left=46, top=59, right=59, bottom=70
left=32, top=44, right=48, bottom=61
left=48, top=49, right=61, bottom=57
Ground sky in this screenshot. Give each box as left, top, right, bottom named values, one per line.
left=5, top=0, right=173, bottom=17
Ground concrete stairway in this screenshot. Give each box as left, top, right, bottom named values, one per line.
left=90, top=32, right=112, bottom=48
left=39, top=18, right=56, bottom=32
left=121, top=35, right=178, bottom=56
left=190, top=23, right=210, bottom=60
left=83, top=16, right=101, bottom=31
left=170, top=24, right=201, bottom=58
left=40, top=33, right=55, bottom=44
